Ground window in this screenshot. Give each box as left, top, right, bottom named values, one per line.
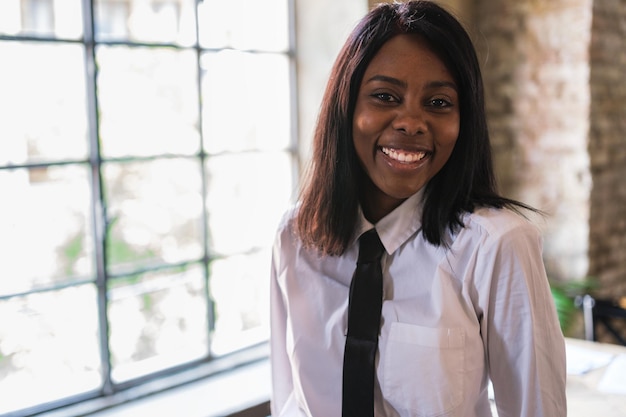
left=0, top=0, right=295, bottom=414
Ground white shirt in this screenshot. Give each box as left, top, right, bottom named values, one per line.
left=270, top=191, right=566, bottom=417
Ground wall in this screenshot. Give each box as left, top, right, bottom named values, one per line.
left=475, top=0, right=626, bottom=299
left=475, top=0, right=594, bottom=283
left=587, top=0, right=626, bottom=297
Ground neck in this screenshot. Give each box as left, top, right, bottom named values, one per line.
left=360, top=182, right=406, bottom=224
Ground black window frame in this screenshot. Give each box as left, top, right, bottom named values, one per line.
left=0, top=0, right=297, bottom=415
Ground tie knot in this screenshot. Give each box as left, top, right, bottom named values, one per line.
left=357, top=229, right=385, bottom=263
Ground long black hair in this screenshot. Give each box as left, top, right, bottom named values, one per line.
left=296, top=1, right=533, bottom=256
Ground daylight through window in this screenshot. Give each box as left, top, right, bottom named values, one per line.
left=0, top=0, right=295, bottom=414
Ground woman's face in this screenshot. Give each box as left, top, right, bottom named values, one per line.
left=352, top=34, right=460, bottom=222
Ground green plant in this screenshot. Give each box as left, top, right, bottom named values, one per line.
left=63, top=232, right=85, bottom=274
left=550, top=278, right=596, bottom=333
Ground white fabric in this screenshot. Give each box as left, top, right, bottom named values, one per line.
left=270, top=191, right=567, bottom=417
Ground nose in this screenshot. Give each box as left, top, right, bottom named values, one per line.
left=392, top=105, right=427, bottom=136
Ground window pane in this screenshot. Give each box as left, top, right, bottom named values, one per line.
left=0, top=165, right=93, bottom=296
left=0, top=0, right=83, bottom=39
left=104, top=159, right=203, bottom=275
left=0, top=285, right=100, bottom=415
left=206, top=151, right=294, bottom=255
left=95, top=0, right=196, bottom=45
left=201, top=50, right=292, bottom=154
left=210, top=249, right=271, bottom=356
left=98, top=46, right=200, bottom=158
left=0, top=42, right=88, bottom=165
left=108, top=265, right=209, bottom=383
left=198, top=0, right=289, bottom=52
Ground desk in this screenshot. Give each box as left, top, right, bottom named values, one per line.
left=60, top=339, right=624, bottom=417
left=565, top=338, right=626, bottom=417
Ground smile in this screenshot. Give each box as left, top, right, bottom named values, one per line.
left=381, top=147, right=428, bottom=163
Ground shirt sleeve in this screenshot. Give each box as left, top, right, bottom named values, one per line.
left=479, top=222, right=567, bottom=417
left=269, top=221, right=296, bottom=416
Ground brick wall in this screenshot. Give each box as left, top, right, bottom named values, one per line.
left=475, top=0, right=594, bottom=283
left=474, top=0, right=626, bottom=341
left=587, top=0, right=626, bottom=297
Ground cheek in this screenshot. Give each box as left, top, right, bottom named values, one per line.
left=444, top=130, right=459, bottom=150
left=438, top=119, right=460, bottom=149
left=434, top=124, right=460, bottom=166
left=353, top=113, right=373, bottom=140
left=353, top=104, right=386, bottom=140
left=352, top=113, right=380, bottom=162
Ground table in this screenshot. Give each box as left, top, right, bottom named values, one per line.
left=565, top=337, right=626, bottom=417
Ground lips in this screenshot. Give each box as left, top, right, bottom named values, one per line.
left=380, top=146, right=429, bottom=163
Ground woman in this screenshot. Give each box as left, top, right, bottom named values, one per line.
left=270, top=2, right=566, bottom=416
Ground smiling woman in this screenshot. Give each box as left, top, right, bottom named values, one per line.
left=269, top=2, right=567, bottom=416
left=352, top=34, right=460, bottom=223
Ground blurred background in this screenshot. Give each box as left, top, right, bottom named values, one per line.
left=0, top=0, right=624, bottom=416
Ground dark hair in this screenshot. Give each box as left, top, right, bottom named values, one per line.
left=296, top=0, right=532, bottom=256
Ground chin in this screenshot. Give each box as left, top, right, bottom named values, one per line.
left=389, top=182, right=427, bottom=198
left=385, top=188, right=422, bottom=200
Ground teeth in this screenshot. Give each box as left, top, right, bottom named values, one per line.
left=381, top=147, right=427, bottom=163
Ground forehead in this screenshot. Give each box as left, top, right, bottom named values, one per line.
left=363, top=34, right=454, bottom=82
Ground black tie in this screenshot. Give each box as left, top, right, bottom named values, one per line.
left=342, top=229, right=385, bottom=417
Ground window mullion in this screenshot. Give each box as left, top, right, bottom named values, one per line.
left=193, top=1, right=216, bottom=358
left=287, top=0, right=300, bottom=192
left=82, top=0, right=113, bottom=396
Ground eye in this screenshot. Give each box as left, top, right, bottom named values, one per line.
left=371, top=92, right=399, bottom=103
left=428, top=98, right=452, bottom=108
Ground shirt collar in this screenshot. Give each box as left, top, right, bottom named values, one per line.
left=354, top=189, right=424, bottom=255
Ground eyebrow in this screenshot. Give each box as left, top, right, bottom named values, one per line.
left=365, top=75, right=458, bottom=91
left=366, top=74, right=407, bottom=88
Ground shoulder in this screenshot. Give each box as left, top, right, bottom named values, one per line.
left=274, top=203, right=299, bottom=245
left=272, top=204, right=338, bottom=282
left=277, top=203, right=298, bottom=230
left=456, top=206, right=542, bottom=251
left=271, top=204, right=301, bottom=275
left=467, top=206, right=539, bottom=236
left=450, top=208, right=546, bottom=287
